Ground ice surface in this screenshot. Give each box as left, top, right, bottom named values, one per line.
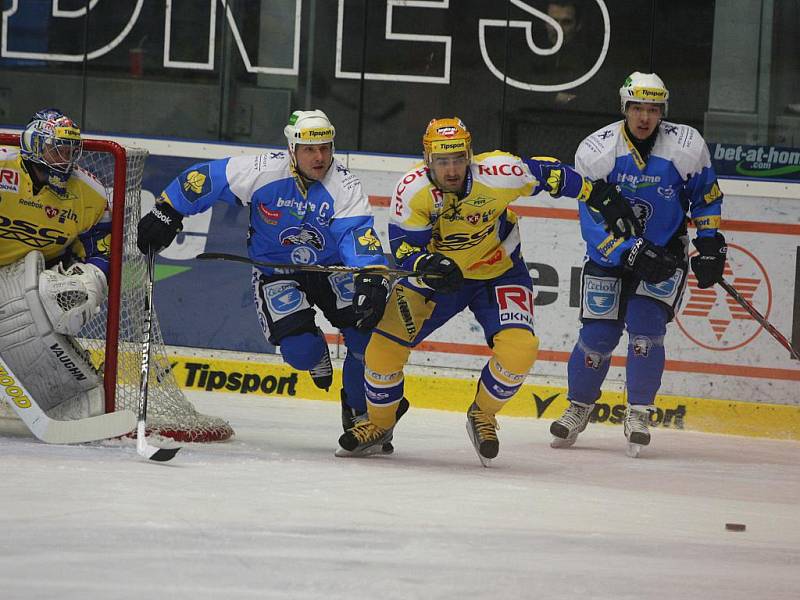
left=1, top=392, right=799, bottom=600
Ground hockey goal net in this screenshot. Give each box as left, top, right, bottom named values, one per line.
left=0, top=133, right=233, bottom=442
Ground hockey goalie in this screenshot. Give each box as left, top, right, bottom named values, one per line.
left=0, top=108, right=134, bottom=442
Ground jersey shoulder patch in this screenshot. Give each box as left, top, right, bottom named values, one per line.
left=654, top=121, right=710, bottom=179
left=575, top=121, right=622, bottom=179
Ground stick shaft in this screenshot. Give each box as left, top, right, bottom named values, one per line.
left=718, top=279, right=800, bottom=360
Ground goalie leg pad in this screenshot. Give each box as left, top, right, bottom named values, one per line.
left=0, top=252, right=103, bottom=418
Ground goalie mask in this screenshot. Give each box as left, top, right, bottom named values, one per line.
left=20, top=108, right=83, bottom=196
left=619, top=72, right=669, bottom=116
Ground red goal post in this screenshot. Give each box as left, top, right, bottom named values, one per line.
left=0, top=133, right=233, bottom=442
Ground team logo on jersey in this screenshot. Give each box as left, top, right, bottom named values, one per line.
left=353, top=227, right=382, bottom=255
left=181, top=165, right=211, bottom=203
left=257, top=204, right=280, bottom=225
left=657, top=185, right=677, bottom=199
left=45, top=206, right=58, bottom=219
left=434, top=223, right=495, bottom=251
left=676, top=243, right=771, bottom=352
left=466, top=213, right=480, bottom=225
left=290, top=246, right=317, bottom=264
left=628, top=197, right=654, bottom=233
left=0, top=168, right=19, bottom=192
left=495, top=285, right=534, bottom=330
left=584, top=276, right=621, bottom=319
left=279, top=225, right=325, bottom=250
left=0, top=216, right=69, bottom=248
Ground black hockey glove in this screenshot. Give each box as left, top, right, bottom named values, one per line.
left=414, top=252, right=464, bottom=293
left=586, top=181, right=642, bottom=240
left=691, top=233, right=727, bottom=289
left=353, top=271, right=391, bottom=329
left=136, top=202, right=184, bottom=255
left=624, top=237, right=679, bottom=283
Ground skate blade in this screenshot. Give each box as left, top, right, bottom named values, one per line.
left=465, top=421, right=494, bottom=468
left=626, top=442, right=643, bottom=458
left=550, top=436, right=577, bottom=449
left=334, top=443, right=392, bottom=458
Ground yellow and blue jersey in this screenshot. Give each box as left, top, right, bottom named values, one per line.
left=0, top=147, right=111, bottom=273
left=389, top=150, right=589, bottom=280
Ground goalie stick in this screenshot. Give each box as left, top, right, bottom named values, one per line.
left=719, top=278, right=800, bottom=361
left=0, top=356, right=135, bottom=444
left=195, top=252, right=437, bottom=279
left=136, top=251, right=181, bottom=462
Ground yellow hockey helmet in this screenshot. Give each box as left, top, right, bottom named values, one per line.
left=422, top=117, right=472, bottom=165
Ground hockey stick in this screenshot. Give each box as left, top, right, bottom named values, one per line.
left=0, top=356, right=135, bottom=444
left=195, top=252, right=433, bottom=279
left=136, top=251, right=181, bottom=462
left=718, top=278, right=800, bottom=360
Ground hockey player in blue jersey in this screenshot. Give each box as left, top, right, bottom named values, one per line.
left=549, top=72, right=727, bottom=457
left=136, top=110, right=396, bottom=448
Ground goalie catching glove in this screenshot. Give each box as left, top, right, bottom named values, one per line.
left=353, top=270, right=391, bottom=329
left=413, top=252, right=464, bottom=293
left=137, top=201, right=184, bottom=255
left=39, top=262, right=107, bottom=336
left=690, top=233, right=726, bottom=289
left=586, top=181, right=642, bottom=240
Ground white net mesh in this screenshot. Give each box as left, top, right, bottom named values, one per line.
left=0, top=136, right=233, bottom=442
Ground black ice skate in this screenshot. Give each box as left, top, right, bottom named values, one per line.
left=550, top=401, right=594, bottom=449
left=466, top=402, right=499, bottom=467
left=309, top=342, right=333, bottom=391
left=624, top=404, right=652, bottom=458
left=340, top=390, right=393, bottom=454
left=335, top=398, right=409, bottom=457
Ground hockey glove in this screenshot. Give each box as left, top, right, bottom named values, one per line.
left=137, top=202, right=184, bottom=255
left=413, top=252, right=464, bottom=293
left=691, top=233, right=727, bottom=289
left=624, top=237, right=679, bottom=283
left=586, top=181, right=642, bottom=240
left=353, top=271, right=391, bottom=329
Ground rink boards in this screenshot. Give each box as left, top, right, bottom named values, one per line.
left=167, top=350, right=800, bottom=440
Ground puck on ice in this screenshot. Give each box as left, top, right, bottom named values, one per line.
left=725, top=523, right=746, bottom=532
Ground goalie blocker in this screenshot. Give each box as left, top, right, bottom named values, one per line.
left=0, top=251, right=131, bottom=441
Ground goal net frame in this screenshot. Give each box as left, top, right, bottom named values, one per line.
left=0, top=132, right=233, bottom=442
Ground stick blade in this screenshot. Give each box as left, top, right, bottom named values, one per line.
left=142, top=446, right=181, bottom=462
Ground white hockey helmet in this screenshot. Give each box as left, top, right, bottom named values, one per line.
left=619, top=72, right=669, bottom=116
left=283, top=109, right=336, bottom=155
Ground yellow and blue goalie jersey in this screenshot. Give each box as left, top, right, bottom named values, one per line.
left=0, top=147, right=111, bottom=273
left=389, top=151, right=586, bottom=280
left=575, top=120, right=723, bottom=266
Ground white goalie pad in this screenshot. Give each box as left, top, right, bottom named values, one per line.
left=0, top=252, right=104, bottom=420
left=39, top=260, right=107, bottom=336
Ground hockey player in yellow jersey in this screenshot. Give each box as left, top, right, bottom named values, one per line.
left=336, top=117, right=640, bottom=465
left=0, top=109, right=117, bottom=436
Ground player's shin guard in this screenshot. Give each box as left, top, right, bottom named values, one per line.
left=566, top=320, right=623, bottom=404
left=625, top=298, right=667, bottom=406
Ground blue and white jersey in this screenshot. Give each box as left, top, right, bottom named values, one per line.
left=159, top=151, right=387, bottom=272
left=574, top=120, right=723, bottom=266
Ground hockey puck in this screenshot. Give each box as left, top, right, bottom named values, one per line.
left=725, top=523, right=746, bottom=532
